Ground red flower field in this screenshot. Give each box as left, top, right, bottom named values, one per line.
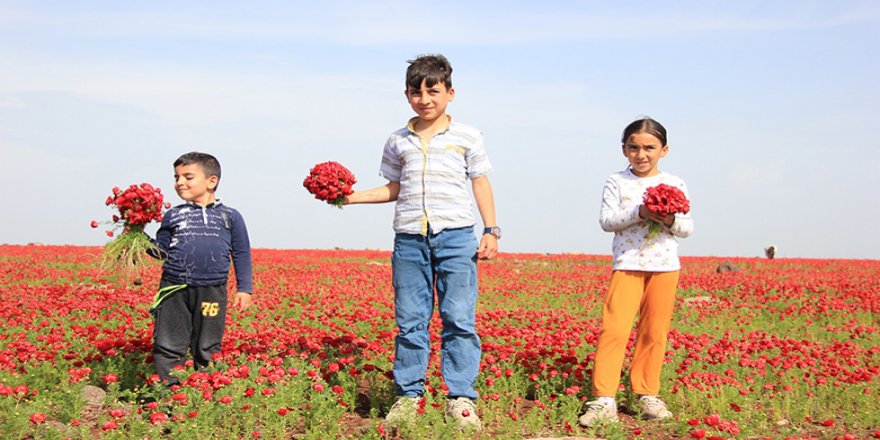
left=0, top=245, right=877, bottom=439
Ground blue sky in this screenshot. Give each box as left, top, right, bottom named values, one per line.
left=1, top=1, right=878, bottom=259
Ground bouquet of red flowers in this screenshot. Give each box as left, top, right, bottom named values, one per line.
left=303, top=161, right=357, bottom=208
left=642, top=183, right=690, bottom=239
left=91, top=183, right=169, bottom=277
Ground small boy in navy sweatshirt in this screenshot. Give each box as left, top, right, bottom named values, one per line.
left=149, top=152, right=253, bottom=384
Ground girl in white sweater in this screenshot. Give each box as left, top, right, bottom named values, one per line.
left=579, top=118, right=694, bottom=428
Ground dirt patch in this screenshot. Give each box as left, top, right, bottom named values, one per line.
left=683, top=296, right=715, bottom=305
left=337, top=412, right=375, bottom=437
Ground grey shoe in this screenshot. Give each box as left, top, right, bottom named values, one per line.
left=385, top=396, right=419, bottom=424
left=577, top=399, right=619, bottom=428
left=638, top=395, right=672, bottom=420
left=446, top=397, right=482, bottom=431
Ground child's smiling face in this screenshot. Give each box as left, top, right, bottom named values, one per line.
left=405, top=79, right=454, bottom=123
left=623, top=131, right=668, bottom=177
left=174, top=163, right=218, bottom=205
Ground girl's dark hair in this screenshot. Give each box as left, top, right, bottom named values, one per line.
left=621, top=117, right=667, bottom=146
left=406, top=54, right=453, bottom=91
left=174, top=152, right=222, bottom=188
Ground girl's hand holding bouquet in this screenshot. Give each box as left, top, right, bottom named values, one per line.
left=303, top=161, right=357, bottom=208
left=91, top=183, right=169, bottom=278
left=641, top=183, right=690, bottom=239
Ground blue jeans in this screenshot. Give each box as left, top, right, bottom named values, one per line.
left=392, top=226, right=481, bottom=400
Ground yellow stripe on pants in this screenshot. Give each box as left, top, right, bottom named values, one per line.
left=592, top=270, right=680, bottom=397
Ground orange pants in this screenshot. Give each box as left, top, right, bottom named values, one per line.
left=592, top=270, right=679, bottom=397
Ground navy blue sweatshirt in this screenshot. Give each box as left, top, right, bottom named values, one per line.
left=153, top=201, right=253, bottom=293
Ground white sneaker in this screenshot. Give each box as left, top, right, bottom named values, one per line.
left=385, top=396, right=419, bottom=424
left=578, top=399, right=619, bottom=427
left=639, top=395, right=672, bottom=420
left=446, top=397, right=482, bottom=431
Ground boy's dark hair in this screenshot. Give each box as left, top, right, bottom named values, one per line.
left=174, top=152, right=222, bottom=189
left=406, top=54, right=453, bottom=91
left=622, top=117, right=667, bottom=146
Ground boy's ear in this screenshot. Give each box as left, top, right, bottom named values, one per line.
left=207, top=175, right=219, bottom=191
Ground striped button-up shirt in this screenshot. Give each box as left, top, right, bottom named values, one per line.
left=380, top=117, right=492, bottom=235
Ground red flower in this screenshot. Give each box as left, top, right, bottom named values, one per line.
left=90, top=220, right=99, bottom=228
left=643, top=183, right=690, bottom=216
left=103, top=373, right=118, bottom=384
left=703, top=414, right=721, bottom=426
left=303, top=162, right=357, bottom=208
left=149, top=412, right=169, bottom=424
left=29, top=413, right=46, bottom=424
left=690, top=428, right=707, bottom=438
left=642, top=183, right=690, bottom=238
left=96, top=182, right=168, bottom=276
left=98, top=183, right=166, bottom=230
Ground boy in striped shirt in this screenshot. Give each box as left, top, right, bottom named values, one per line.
left=346, top=54, right=499, bottom=431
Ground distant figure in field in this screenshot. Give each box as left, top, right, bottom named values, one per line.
left=765, top=245, right=777, bottom=259
left=716, top=261, right=739, bottom=273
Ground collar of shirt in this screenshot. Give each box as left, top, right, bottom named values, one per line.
left=183, top=199, right=223, bottom=209
left=405, top=115, right=453, bottom=138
